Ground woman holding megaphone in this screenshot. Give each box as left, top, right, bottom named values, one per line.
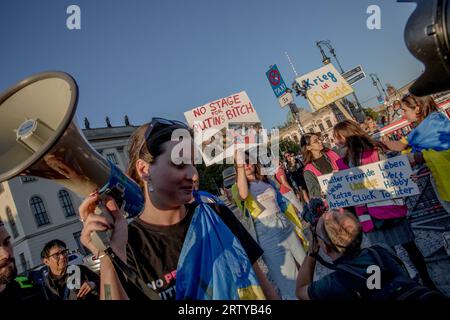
left=78, top=118, right=279, bottom=300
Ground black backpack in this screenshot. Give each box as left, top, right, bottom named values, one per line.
left=333, top=246, right=447, bottom=300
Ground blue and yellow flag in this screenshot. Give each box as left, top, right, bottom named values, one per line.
left=407, top=112, right=450, bottom=201
left=407, top=112, right=450, bottom=152
left=176, top=191, right=265, bottom=300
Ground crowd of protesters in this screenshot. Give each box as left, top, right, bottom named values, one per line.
left=1, top=93, right=449, bottom=301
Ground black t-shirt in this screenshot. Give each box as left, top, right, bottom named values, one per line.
left=286, top=160, right=307, bottom=189
left=0, top=280, right=45, bottom=302
left=126, top=201, right=263, bottom=300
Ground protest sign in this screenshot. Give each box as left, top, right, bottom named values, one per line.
left=184, top=91, right=260, bottom=136
left=184, top=92, right=261, bottom=166
left=295, top=64, right=354, bottom=110
left=317, top=155, right=420, bottom=209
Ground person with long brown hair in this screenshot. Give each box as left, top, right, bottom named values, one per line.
left=383, top=93, right=450, bottom=214
left=231, top=150, right=306, bottom=300
left=300, top=133, right=345, bottom=199
left=77, top=118, right=278, bottom=300
left=333, top=120, right=438, bottom=291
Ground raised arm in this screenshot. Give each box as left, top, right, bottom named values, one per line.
left=235, top=149, right=249, bottom=200
left=382, top=137, right=408, bottom=152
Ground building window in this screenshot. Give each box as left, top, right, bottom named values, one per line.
left=6, top=207, right=19, bottom=238
left=318, top=123, right=325, bottom=131
left=21, top=176, right=37, bottom=183
left=19, top=253, right=27, bottom=272
left=326, top=119, right=333, bottom=128
left=19, top=253, right=28, bottom=273
left=30, top=196, right=50, bottom=227
left=58, top=190, right=76, bottom=217
left=106, top=153, right=119, bottom=165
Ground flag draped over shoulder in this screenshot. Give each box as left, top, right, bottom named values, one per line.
left=407, top=112, right=450, bottom=152
left=407, top=112, right=450, bottom=202
left=175, top=191, right=265, bottom=300
left=196, top=190, right=225, bottom=205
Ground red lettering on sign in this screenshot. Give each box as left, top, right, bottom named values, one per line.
left=226, top=109, right=234, bottom=120
left=245, top=102, right=254, bottom=114
left=193, top=106, right=206, bottom=118
left=213, top=116, right=223, bottom=126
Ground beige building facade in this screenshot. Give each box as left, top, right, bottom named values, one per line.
left=279, top=106, right=342, bottom=146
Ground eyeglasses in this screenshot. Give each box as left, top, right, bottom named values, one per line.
left=47, top=249, right=69, bottom=260
left=310, top=137, right=322, bottom=145
left=138, top=117, right=189, bottom=156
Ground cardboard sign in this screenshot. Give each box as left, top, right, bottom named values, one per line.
left=317, top=155, right=420, bottom=209
left=184, top=91, right=260, bottom=139
left=184, top=92, right=261, bottom=166
left=295, top=64, right=354, bottom=110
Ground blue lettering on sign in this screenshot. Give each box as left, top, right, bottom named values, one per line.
left=301, top=71, right=338, bottom=90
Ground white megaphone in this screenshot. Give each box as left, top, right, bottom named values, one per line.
left=0, top=71, right=144, bottom=251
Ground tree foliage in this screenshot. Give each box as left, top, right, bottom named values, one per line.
left=279, top=138, right=300, bottom=156
left=195, top=162, right=231, bottom=195
left=363, top=107, right=379, bottom=121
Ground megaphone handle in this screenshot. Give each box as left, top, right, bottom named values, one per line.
left=91, top=201, right=113, bottom=252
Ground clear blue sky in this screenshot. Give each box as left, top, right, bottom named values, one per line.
left=0, top=0, right=421, bottom=129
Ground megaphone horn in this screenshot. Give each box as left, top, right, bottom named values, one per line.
left=0, top=71, right=144, bottom=250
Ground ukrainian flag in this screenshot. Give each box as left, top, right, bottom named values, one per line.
left=407, top=112, right=450, bottom=201
left=176, top=191, right=265, bottom=300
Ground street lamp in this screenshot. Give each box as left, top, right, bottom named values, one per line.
left=370, top=74, right=383, bottom=97
left=316, top=41, right=331, bottom=65
left=369, top=73, right=388, bottom=100
left=285, top=88, right=306, bottom=135
left=317, top=40, right=344, bottom=73
left=375, top=74, right=388, bottom=100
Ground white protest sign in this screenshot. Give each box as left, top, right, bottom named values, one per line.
left=295, top=64, right=354, bottom=111
left=184, top=92, right=261, bottom=166
left=317, top=155, right=420, bottom=209
left=184, top=91, right=260, bottom=138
